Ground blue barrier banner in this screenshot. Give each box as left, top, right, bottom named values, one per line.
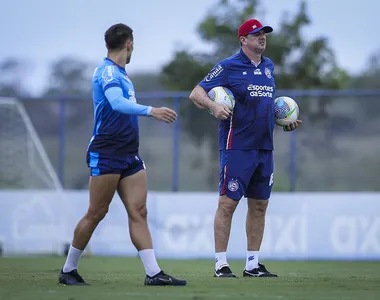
left=0, top=191, right=379, bottom=260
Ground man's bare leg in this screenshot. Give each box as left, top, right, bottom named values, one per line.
left=117, top=169, right=187, bottom=285
left=214, top=195, right=238, bottom=275
left=117, top=170, right=153, bottom=251
left=62, top=174, right=120, bottom=273
left=244, top=199, right=277, bottom=277
left=245, top=199, right=268, bottom=268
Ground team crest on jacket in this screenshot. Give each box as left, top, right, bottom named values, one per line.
left=265, top=67, right=272, bottom=79
left=228, top=179, right=239, bottom=192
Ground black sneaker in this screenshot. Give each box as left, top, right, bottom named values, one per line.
left=243, top=263, right=278, bottom=277
left=58, top=269, right=89, bottom=285
left=144, top=270, right=187, bottom=286
left=214, top=265, right=237, bottom=278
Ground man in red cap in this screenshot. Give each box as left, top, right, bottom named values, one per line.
left=189, top=19, right=301, bottom=278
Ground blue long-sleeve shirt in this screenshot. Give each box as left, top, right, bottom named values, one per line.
left=87, top=58, right=151, bottom=156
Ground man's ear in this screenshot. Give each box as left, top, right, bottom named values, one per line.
left=240, top=37, right=247, bottom=45
left=126, top=40, right=133, bottom=51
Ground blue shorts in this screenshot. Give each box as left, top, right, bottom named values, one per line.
left=219, top=150, right=274, bottom=201
left=87, top=152, right=146, bottom=178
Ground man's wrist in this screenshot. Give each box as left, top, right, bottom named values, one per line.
left=146, top=106, right=153, bottom=116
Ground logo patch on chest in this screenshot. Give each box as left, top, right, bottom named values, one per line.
left=265, top=67, right=272, bottom=79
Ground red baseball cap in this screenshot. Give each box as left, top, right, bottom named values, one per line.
left=238, top=19, right=273, bottom=37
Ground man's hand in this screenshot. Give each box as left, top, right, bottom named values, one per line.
left=283, top=120, right=302, bottom=132
left=150, top=107, right=178, bottom=123
left=209, top=102, right=232, bottom=120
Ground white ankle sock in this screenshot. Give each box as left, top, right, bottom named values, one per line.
left=215, top=252, right=228, bottom=271
left=63, top=246, right=83, bottom=273
left=245, top=251, right=259, bottom=270
left=138, top=249, right=161, bottom=277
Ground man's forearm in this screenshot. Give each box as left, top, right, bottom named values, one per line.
left=189, top=85, right=215, bottom=110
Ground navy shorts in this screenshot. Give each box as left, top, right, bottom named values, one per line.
left=87, top=152, right=146, bottom=178
left=219, top=149, right=274, bottom=201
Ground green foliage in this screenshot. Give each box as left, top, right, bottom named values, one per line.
left=43, top=57, right=93, bottom=97
left=197, top=0, right=258, bottom=60
left=349, top=49, right=380, bottom=88
left=161, top=51, right=214, bottom=91
left=130, top=72, right=164, bottom=91
left=0, top=58, right=30, bottom=97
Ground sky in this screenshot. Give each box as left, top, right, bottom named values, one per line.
left=0, top=0, right=378, bottom=95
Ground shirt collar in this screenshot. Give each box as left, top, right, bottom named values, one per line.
left=104, top=57, right=126, bottom=73
left=239, top=48, right=265, bottom=66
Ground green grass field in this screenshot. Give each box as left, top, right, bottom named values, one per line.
left=0, top=256, right=379, bottom=300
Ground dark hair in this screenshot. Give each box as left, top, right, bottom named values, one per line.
left=104, top=23, right=133, bottom=51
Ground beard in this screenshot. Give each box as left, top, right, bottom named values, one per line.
left=126, top=54, right=132, bottom=64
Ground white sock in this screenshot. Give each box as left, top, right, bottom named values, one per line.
left=215, top=252, right=228, bottom=271
left=63, top=246, right=84, bottom=273
left=245, top=251, right=259, bottom=270
left=138, top=249, right=161, bottom=277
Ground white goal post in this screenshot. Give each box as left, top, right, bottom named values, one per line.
left=0, top=97, right=62, bottom=190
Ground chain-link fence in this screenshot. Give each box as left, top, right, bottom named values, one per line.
left=1, top=90, right=379, bottom=192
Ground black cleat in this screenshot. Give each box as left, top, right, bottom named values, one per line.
left=243, top=263, right=278, bottom=277
left=58, top=269, right=89, bottom=285
left=144, top=270, right=187, bottom=286
left=214, top=265, right=237, bottom=278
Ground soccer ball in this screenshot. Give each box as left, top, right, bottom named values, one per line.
left=207, top=86, right=235, bottom=111
left=274, top=96, right=299, bottom=126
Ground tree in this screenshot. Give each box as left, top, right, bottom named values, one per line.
left=0, top=58, right=30, bottom=97
left=348, top=49, right=380, bottom=89
left=130, top=72, right=164, bottom=92
left=345, top=49, right=380, bottom=122
left=161, top=0, right=349, bottom=190
left=37, top=57, right=95, bottom=189
left=43, top=57, right=94, bottom=97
